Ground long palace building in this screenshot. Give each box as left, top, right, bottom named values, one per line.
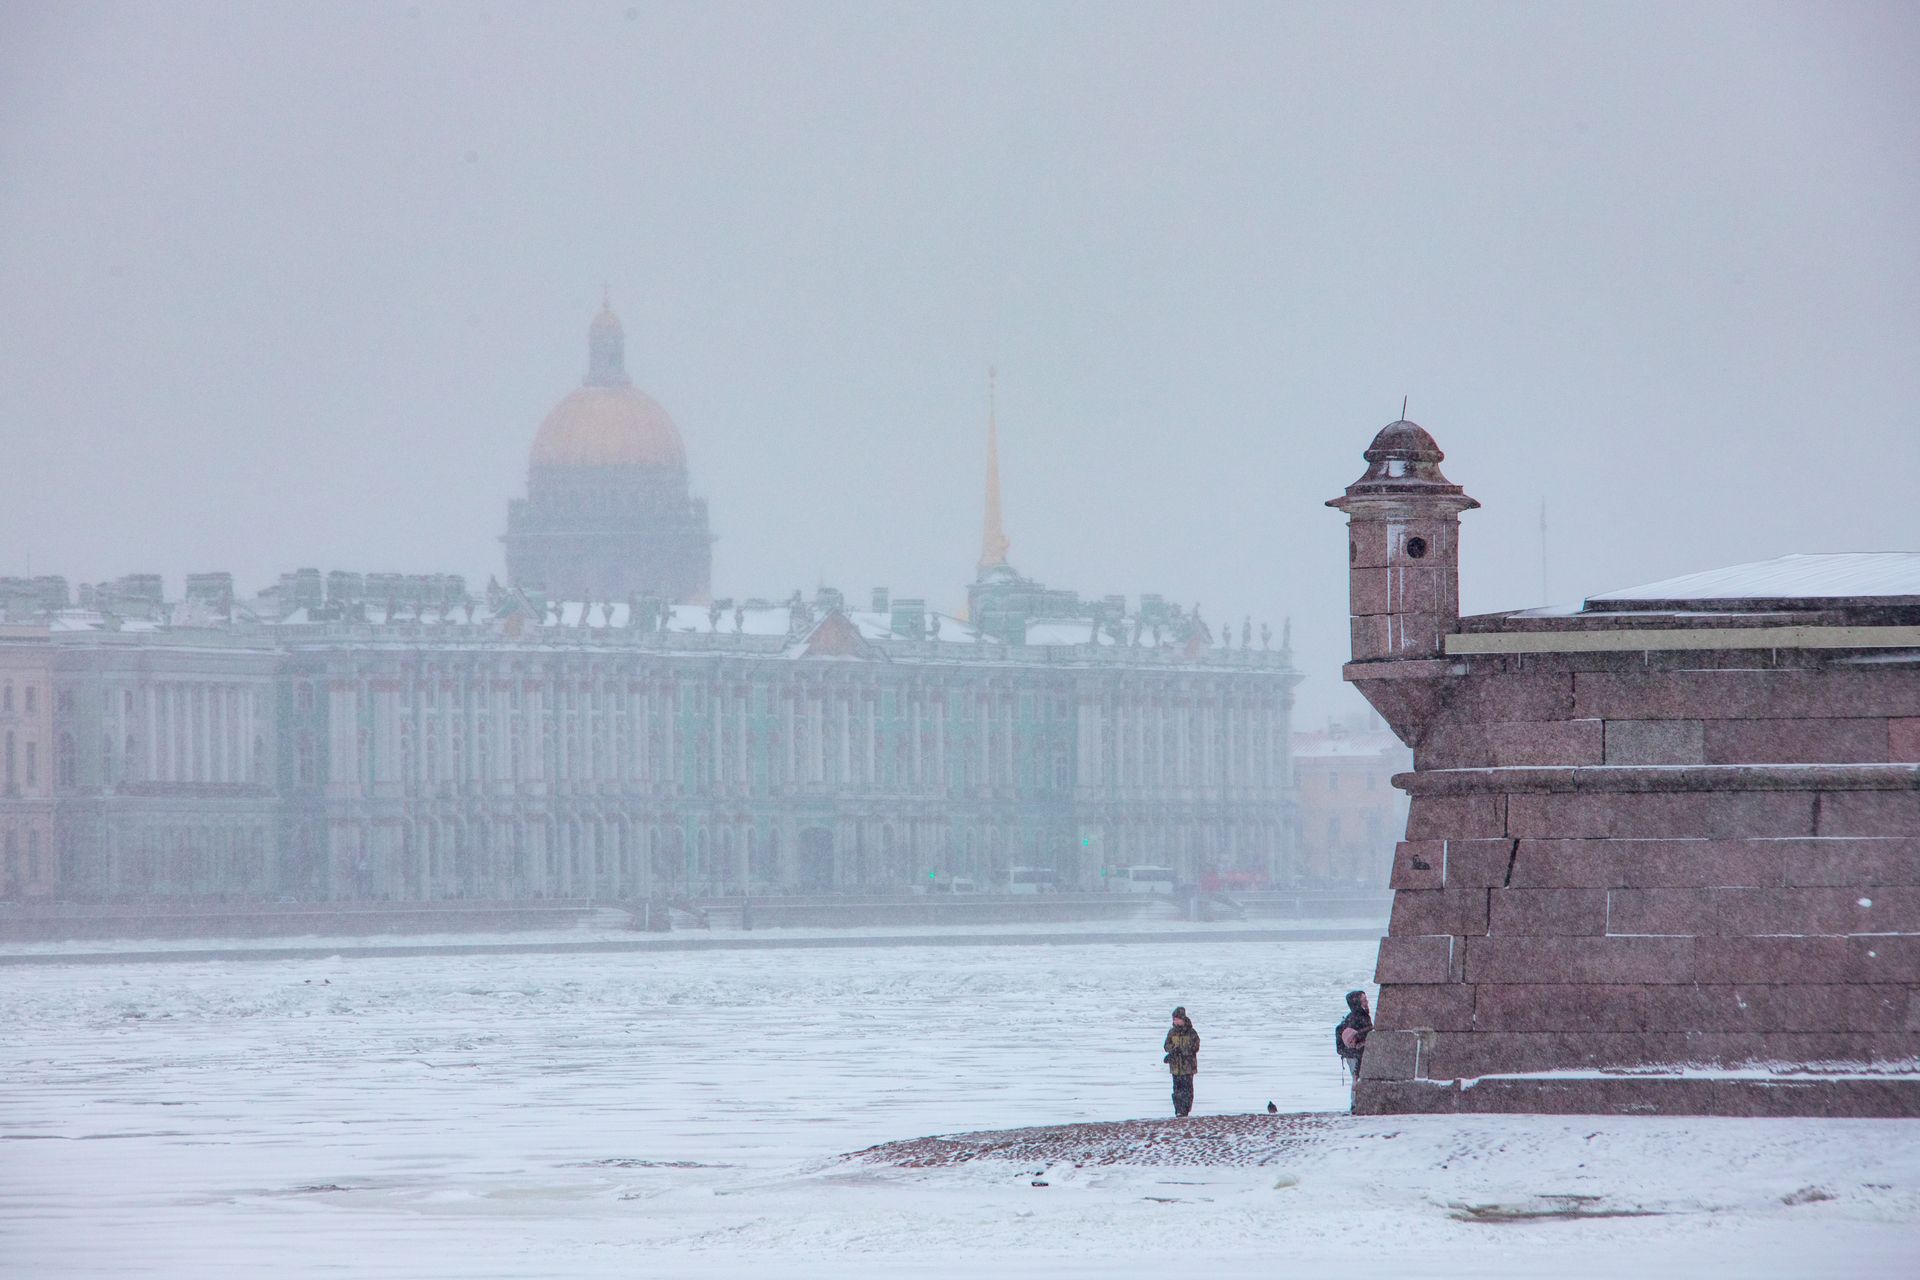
left=0, top=306, right=1301, bottom=902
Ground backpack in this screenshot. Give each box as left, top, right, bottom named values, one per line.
left=1334, top=1011, right=1368, bottom=1060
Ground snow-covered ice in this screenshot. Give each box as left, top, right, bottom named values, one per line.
left=3, top=939, right=1915, bottom=1278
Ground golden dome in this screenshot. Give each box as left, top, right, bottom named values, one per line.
left=530, top=385, right=687, bottom=469
left=528, top=300, right=688, bottom=470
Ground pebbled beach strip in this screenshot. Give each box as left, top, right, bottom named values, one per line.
left=849, top=1111, right=1351, bottom=1169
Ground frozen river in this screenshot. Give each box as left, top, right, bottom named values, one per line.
left=4, top=937, right=1915, bottom=1278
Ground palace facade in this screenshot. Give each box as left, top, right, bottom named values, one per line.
left=0, top=306, right=1302, bottom=901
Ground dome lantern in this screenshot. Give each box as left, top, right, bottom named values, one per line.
left=586, top=299, right=630, bottom=388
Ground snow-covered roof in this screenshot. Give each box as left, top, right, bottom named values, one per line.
left=1589, top=554, right=1920, bottom=607
left=1024, top=619, right=1108, bottom=647
left=1291, top=729, right=1406, bottom=760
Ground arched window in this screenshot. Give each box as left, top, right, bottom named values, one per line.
left=56, top=733, right=76, bottom=788
left=24, top=686, right=36, bottom=714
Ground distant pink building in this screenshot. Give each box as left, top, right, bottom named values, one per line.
left=1290, top=718, right=1409, bottom=888
left=1331, top=418, right=1920, bottom=1117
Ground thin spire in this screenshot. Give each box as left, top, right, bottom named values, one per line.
left=1401, top=395, right=1409, bottom=421
left=978, top=367, right=1010, bottom=575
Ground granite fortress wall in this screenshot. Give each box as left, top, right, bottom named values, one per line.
left=1330, top=419, right=1920, bottom=1117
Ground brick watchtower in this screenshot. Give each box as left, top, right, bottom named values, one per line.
left=1327, top=420, right=1478, bottom=745
left=1328, top=415, right=1920, bottom=1118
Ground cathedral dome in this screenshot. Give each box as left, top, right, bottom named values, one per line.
left=528, top=301, right=687, bottom=470
left=530, top=385, right=687, bottom=469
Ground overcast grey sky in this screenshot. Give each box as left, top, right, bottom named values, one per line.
left=2, top=1, right=1915, bottom=719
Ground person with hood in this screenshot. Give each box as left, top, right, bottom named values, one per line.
left=1163, top=1006, right=1200, bottom=1117
left=1335, top=989, right=1372, bottom=1086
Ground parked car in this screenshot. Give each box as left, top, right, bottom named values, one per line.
left=1117, top=865, right=1177, bottom=894
left=915, top=875, right=981, bottom=895
left=1004, top=866, right=1059, bottom=895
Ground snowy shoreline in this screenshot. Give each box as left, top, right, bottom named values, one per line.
left=6, top=937, right=1914, bottom=1278
left=0, top=916, right=1386, bottom=966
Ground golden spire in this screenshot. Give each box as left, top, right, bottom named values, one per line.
left=978, top=366, right=1010, bottom=575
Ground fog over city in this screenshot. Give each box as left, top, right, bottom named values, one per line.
left=6, top=8, right=1920, bottom=1277
left=4, top=2, right=1914, bottom=720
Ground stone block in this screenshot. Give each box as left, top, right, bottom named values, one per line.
left=1505, top=793, right=1610, bottom=840
left=1616, top=792, right=1715, bottom=838
left=1358, top=1028, right=1420, bottom=1081
left=1414, top=723, right=1492, bottom=769
left=1603, top=719, right=1705, bottom=765
left=1782, top=837, right=1920, bottom=886
left=1506, top=838, right=1642, bottom=889
left=1423, top=1031, right=1635, bottom=1078
left=1443, top=838, right=1517, bottom=888
left=1704, top=718, right=1890, bottom=765
left=1406, top=795, right=1507, bottom=840
left=1348, top=521, right=1392, bottom=569
left=1465, top=935, right=1693, bottom=984
left=1387, top=611, right=1449, bottom=659
left=1706, top=791, right=1817, bottom=839
left=1577, top=672, right=1766, bottom=721
left=1425, top=1030, right=1917, bottom=1080
left=1694, top=935, right=1852, bottom=984
left=1350, top=614, right=1392, bottom=662
left=1845, top=887, right=1920, bottom=933
left=1377, top=981, right=1476, bottom=1031
left=1391, top=567, right=1440, bottom=615
left=1374, top=934, right=1453, bottom=984
left=1817, top=790, right=1920, bottom=838
left=1576, top=669, right=1920, bottom=721
left=1607, top=886, right=1881, bottom=936
left=1391, top=889, right=1490, bottom=937
left=1486, top=719, right=1604, bottom=766
left=1852, top=935, right=1920, bottom=983
left=1388, top=840, right=1445, bottom=891
left=1441, top=675, right=1576, bottom=723
left=1354, top=1080, right=1462, bottom=1115
left=1641, top=984, right=1900, bottom=1033
left=1348, top=567, right=1392, bottom=618
left=1488, top=886, right=1608, bottom=935
left=1506, top=792, right=1712, bottom=840
left=1892, top=719, right=1920, bottom=763
left=1687, top=1032, right=1920, bottom=1067
left=1510, top=838, right=1804, bottom=889
left=1471, top=983, right=1648, bottom=1032
left=1449, top=1076, right=1920, bottom=1118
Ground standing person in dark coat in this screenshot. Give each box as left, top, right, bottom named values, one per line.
left=1163, top=1006, right=1200, bottom=1117
left=1335, top=989, right=1372, bottom=1087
